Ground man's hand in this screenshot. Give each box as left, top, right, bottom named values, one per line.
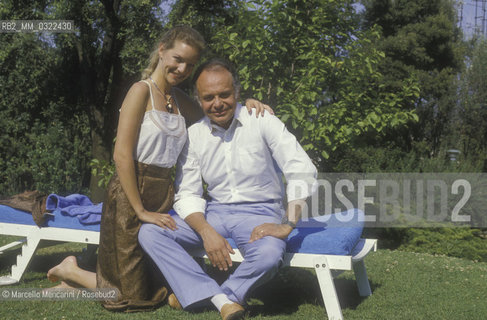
left=199, top=226, right=235, bottom=271
left=249, top=223, right=293, bottom=243
left=137, top=210, right=177, bottom=230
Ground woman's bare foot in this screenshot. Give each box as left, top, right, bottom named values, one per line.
left=47, top=256, right=78, bottom=283
left=52, top=281, right=77, bottom=289
left=41, top=280, right=81, bottom=298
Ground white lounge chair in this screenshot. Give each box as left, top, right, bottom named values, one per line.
left=0, top=204, right=99, bottom=285
left=0, top=204, right=376, bottom=320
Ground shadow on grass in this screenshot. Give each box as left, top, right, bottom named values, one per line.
left=0, top=250, right=18, bottom=271
left=198, top=262, right=382, bottom=317
left=245, top=267, right=380, bottom=317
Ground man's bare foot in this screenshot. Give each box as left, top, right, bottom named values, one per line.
left=47, top=256, right=78, bottom=283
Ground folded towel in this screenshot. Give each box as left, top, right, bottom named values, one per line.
left=46, top=194, right=102, bottom=225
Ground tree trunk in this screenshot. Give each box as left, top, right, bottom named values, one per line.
left=88, top=0, right=122, bottom=202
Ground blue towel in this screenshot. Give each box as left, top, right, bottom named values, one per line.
left=46, top=194, right=102, bottom=225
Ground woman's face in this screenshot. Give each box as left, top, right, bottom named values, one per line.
left=158, top=40, right=200, bottom=87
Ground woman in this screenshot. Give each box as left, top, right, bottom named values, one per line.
left=47, top=25, right=271, bottom=312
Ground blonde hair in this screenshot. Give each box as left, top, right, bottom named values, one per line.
left=141, top=25, right=205, bottom=80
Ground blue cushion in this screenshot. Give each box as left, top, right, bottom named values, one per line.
left=226, top=209, right=364, bottom=255
left=286, top=209, right=364, bottom=255
left=1, top=205, right=363, bottom=255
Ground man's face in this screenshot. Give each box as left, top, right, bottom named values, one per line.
left=196, top=67, right=237, bottom=129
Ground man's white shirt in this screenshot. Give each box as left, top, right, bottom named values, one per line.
left=173, top=104, right=318, bottom=219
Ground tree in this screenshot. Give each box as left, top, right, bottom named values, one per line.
left=454, top=38, right=487, bottom=167
left=205, top=0, right=420, bottom=170
left=0, top=0, right=167, bottom=198
left=0, top=1, right=91, bottom=194
left=51, top=0, right=169, bottom=200
left=361, top=0, right=464, bottom=156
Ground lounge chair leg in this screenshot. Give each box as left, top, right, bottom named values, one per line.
left=0, top=240, right=26, bottom=254
left=314, top=256, right=343, bottom=320
left=10, top=232, right=41, bottom=282
left=352, top=259, right=372, bottom=296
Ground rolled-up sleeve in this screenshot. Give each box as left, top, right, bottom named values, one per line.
left=173, top=139, right=206, bottom=219
left=261, top=115, right=318, bottom=201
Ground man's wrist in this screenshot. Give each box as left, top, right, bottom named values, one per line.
left=281, top=217, right=297, bottom=229
left=184, top=212, right=211, bottom=235
left=279, top=223, right=294, bottom=236
left=194, top=223, right=212, bottom=235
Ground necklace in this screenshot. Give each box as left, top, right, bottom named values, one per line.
left=149, top=76, right=174, bottom=113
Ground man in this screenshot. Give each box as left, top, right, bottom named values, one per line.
left=139, top=59, right=317, bottom=320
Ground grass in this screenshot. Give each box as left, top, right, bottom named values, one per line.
left=1, top=236, right=486, bottom=320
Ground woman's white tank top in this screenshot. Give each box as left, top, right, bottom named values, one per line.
left=134, top=80, right=187, bottom=168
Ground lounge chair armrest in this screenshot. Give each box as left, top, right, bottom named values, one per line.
left=351, top=238, right=377, bottom=262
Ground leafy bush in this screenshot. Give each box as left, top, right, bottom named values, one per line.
left=90, top=158, right=115, bottom=189
left=398, top=228, right=487, bottom=262
left=27, top=113, right=91, bottom=194
left=0, top=30, right=92, bottom=196
left=0, top=105, right=91, bottom=195
left=365, top=227, right=487, bottom=262
left=333, top=143, right=485, bottom=173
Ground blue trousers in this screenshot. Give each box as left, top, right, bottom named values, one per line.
left=138, top=201, right=286, bottom=309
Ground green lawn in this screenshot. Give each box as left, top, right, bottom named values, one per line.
left=1, top=236, right=486, bottom=320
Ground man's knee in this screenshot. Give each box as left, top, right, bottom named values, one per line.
left=253, top=238, right=285, bottom=270
left=138, top=223, right=165, bottom=248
